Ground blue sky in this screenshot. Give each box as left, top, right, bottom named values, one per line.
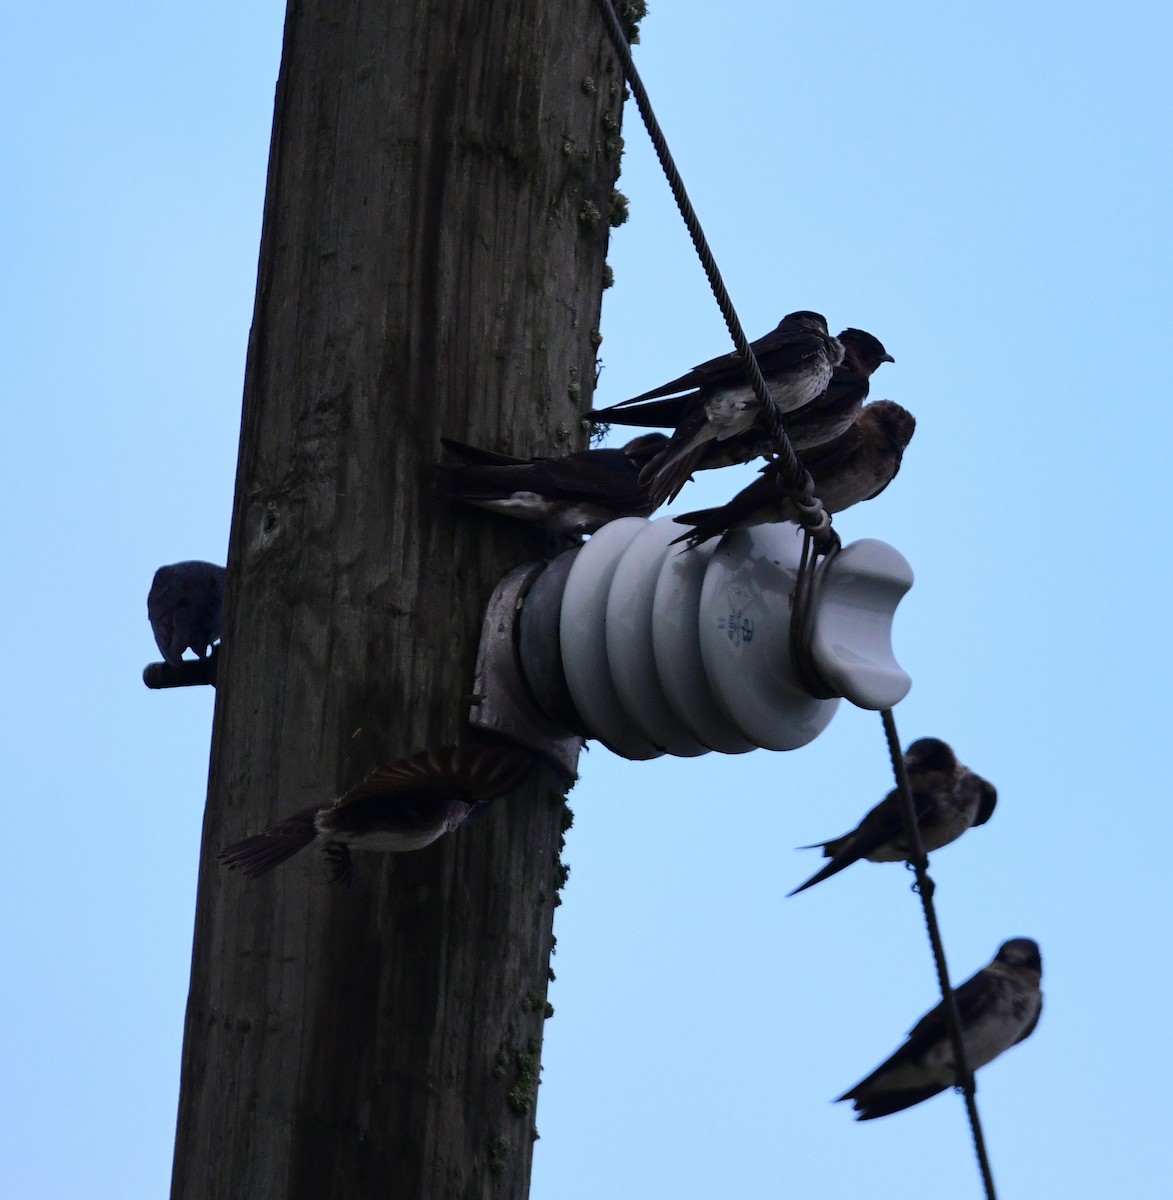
left=3, top=3, right=1171, bottom=1197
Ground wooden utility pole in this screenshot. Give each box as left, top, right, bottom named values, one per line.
left=171, top=3, right=628, bottom=1196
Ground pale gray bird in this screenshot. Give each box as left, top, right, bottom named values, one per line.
left=838, top=938, right=1043, bottom=1120
left=788, top=738, right=996, bottom=895
left=630, top=311, right=846, bottom=506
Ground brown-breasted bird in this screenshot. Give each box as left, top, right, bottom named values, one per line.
left=590, top=327, right=893, bottom=467
left=435, top=433, right=667, bottom=535
left=670, top=399, right=916, bottom=546
left=838, top=938, right=1043, bottom=1120
left=787, top=737, right=996, bottom=896
left=626, top=311, right=845, bottom=506
left=147, top=560, right=226, bottom=667
left=217, top=744, right=535, bottom=885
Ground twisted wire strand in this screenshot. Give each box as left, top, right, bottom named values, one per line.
left=591, top=0, right=833, bottom=549
left=880, top=707, right=998, bottom=1200
left=592, top=10, right=997, bottom=1195
left=788, top=529, right=841, bottom=699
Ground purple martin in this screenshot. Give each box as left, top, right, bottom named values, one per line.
left=838, top=938, right=1043, bottom=1120
left=147, top=560, right=226, bottom=667
left=590, top=327, right=893, bottom=466
left=670, top=399, right=916, bottom=546
left=218, top=744, right=536, bottom=885
left=788, top=738, right=996, bottom=896
left=626, top=312, right=846, bottom=506
left=435, top=433, right=667, bottom=535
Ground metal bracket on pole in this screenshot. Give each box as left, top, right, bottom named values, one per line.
left=143, top=650, right=219, bottom=690
left=469, top=562, right=583, bottom=782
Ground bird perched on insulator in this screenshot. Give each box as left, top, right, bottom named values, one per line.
left=147, top=560, right=226, bottom=667
left=838, top=938, right=1043, bottom=1120
left=434, top=432, right=667, bottom=535
left=787, top=737, right=996, bottom=895
left=590, top=327, right=893, bottom=468
left=217, top=743, right=537, bottom=885
left=617, top=311, right=845, bottom=506
left=670, top=399, right=916, bottom=547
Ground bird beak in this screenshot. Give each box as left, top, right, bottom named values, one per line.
left=882, top=354, right=895, bottom=364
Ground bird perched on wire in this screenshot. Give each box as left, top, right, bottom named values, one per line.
left=147, top=560, right=226, bottom=667
left=670, top=399, right=916, bottom=547
left=218, top=743, right=536, bottom=885
left=837, top=938, right=1043, bottom=1120
left=434, top=432, right=668, bottom=535
left=590, top=327, right=893, bottom=467
left=787, top=738, right=996, bottom=896
left=617, top=311, right=845, bottom=506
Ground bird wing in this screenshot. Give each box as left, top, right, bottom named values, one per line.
left=437, top=450, right=642, bottom=505
left=588, top=395, right=694, bottom=428
left=670, top=470, right=790, bottom=546
left=440, top=437, right=526, bottom=467
left=338, top=745, right=534, bottom=808
left=793, top=422, right=865, bottom=479
left=533, top=450, right=643, bottom=498
left=898, top=966, right=997, bottom=1058
left=837, top=965, right=995, bottom=1117
left=848, top=1083, right=948, bottom=1121
left=787, top=788, right=935, bottom=896
left=623, top=327, right=827, bottom=403
left=1014, top=994, right=1043, bottom=1045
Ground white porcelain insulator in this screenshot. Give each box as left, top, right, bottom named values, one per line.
left=555, top=516, right=913, bottom=760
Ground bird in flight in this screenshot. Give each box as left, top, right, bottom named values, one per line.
left=218, top=743, right=536, bottom=885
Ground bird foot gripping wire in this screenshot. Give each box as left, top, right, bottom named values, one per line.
left=790, top=494, right=838, bottom=555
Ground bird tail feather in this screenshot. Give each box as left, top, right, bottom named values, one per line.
left=638, top=437, right=709, bottom=507
left=839, top=1083, right=947, bottom=1121
left=217, top=811, right=319, bottom=878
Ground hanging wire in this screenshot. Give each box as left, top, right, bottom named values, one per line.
left=590, top=11, right=1001, bottom=1195
left=591, top=0, right=835, bottom=551
left=589, top=14, right=1003, bottom=1198
left=788, top=528, right=841, bottom=699
left=881, top=707, right=998, bottom=1200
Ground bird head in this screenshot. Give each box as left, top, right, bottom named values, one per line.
left=837, top=328, right=895, bottom=373
left=862, top=400, right=916, bottom=450
left=904, top=737, right=957, bottom=774
left=995, top=938, right=1042, bottom=974
left=777, top=310, right=830, bottom=335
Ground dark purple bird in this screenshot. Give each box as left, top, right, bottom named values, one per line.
left=625, top=311, right=846, bottom=506
left=591, top=327, right=894, bottom=467
left=435, top=433, right=667, bottom=535
left=838, top=938, right=1043, bottom=1120
left=670, top=399, right=916, bottom=546
left=147, top=560, right=226, bottom=667
left=788, top=738, right=997, bottom=896
left=218, top=744, right=536, bottom=885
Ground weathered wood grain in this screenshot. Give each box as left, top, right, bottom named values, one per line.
left=171, top=2, right=624, bottom=1195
